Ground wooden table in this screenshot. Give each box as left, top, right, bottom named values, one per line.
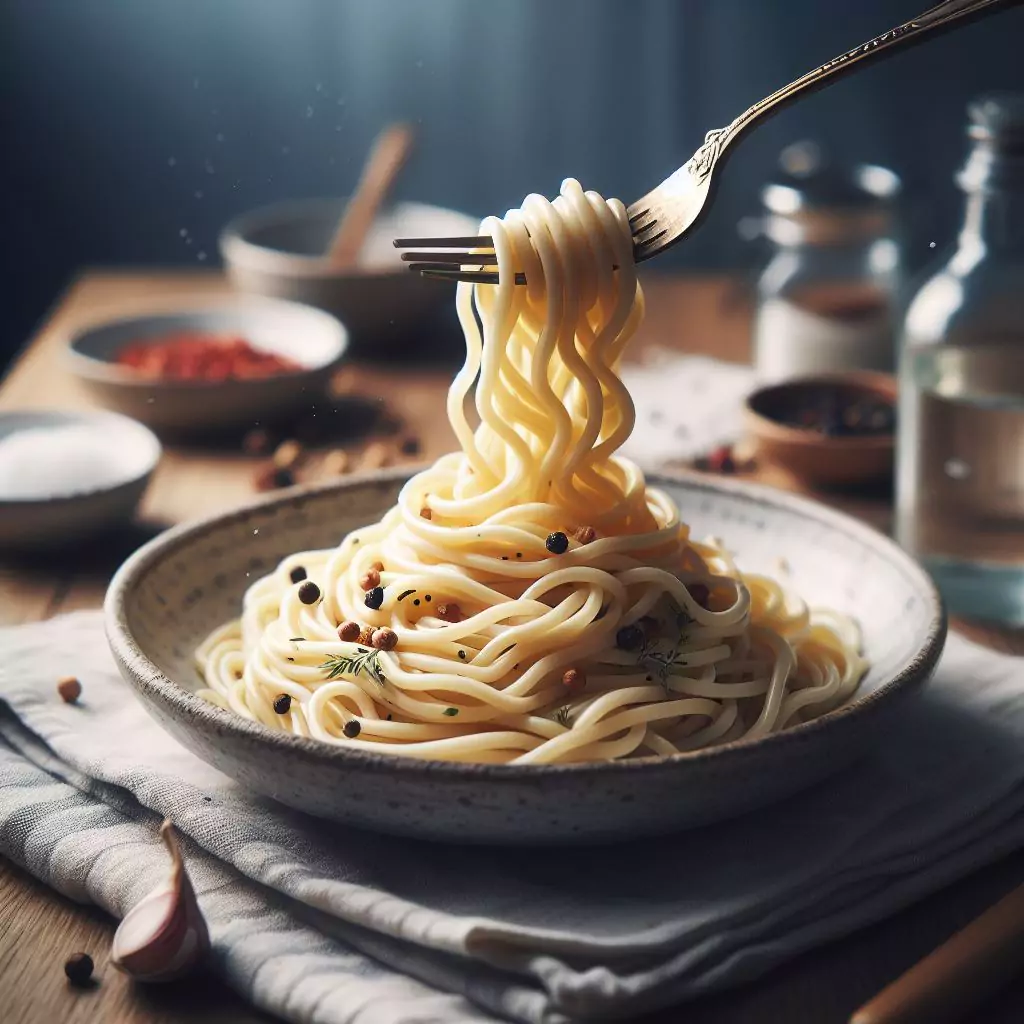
left=2, top=270, right=1021, bottom=1024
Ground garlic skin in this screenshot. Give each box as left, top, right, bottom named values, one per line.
left=111, top=818, right=210, bottom=982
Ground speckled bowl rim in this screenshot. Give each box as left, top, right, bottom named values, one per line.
left=104, top=467, right=946, bottom=781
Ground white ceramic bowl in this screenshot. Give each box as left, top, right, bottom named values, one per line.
left=106, top=470, right=945, bottom=845
left=220, top=199, right=480, bottom=359
left=0, top=409, right=161, bottom=550
left=65, top=297, right=348, bottom=435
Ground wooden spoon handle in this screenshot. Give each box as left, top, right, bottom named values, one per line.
left=850, top=883, right=1024, bottom=1024
left=326, top=123, right=415, bottom=267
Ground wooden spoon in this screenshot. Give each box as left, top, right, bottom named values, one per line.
left=849, top=882, right=1024, bottom=1024
left=325, top=123, right=415, bottom=268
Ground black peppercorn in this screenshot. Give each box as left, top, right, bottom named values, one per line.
left=64, top=952, right=94, bottom=986
left=364, top=585, right=384, bottom=610
left=616, top=624, right=644, bottom=650
left=545, top=531, right=569, bottom=554
left=297, top=581, right=320, bottom=605
left=343, top=719, right=361, bottom=738
left=458, top=650, right=466, bottom=660
left=273, top=693, right=292, bottom=715
left=289, top=565, right=307, bottom=584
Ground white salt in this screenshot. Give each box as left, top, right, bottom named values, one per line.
left=0, top=424, right=130, bottom=500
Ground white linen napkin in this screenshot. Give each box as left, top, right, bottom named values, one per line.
left=619, top=353, right=755, bottom=469
left=1, top=611, right=1023, bottom=1024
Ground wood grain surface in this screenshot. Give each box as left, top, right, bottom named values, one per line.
left=1, top=270, right=1021, bottom=1024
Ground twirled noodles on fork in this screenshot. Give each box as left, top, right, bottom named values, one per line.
left=196, top=179, right=866, bottom=765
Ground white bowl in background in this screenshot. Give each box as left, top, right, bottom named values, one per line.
left=220, top=199, right=480, bottom=359
left=64, top=297, right=348, bottom=435
left=0, top=409, right=161, bottom=550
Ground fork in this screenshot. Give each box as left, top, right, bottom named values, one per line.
left=395, top=0, right=1020, bottom=285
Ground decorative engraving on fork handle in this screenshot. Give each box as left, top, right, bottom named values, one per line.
left=688, top=0, right=1013, bottom=183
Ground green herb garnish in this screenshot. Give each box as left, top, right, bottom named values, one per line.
left=442, top=707, right=459, bottom=717
left=321, top=648, right=385, bottom=685
left=554, top=706, right=571, bottom=727
left=397, top=589, right=416, bottom=602
left=289, top=637, right=305, bottom=642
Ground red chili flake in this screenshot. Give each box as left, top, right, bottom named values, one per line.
left=115, top=332, right=301, bottom=381
left=254, top=464, right=295, bottom=491
left=707, top=445, right=736, bottom=474
left=574, top=525, right=597, bottom=544
left=562, top=668, right=586, bottom=694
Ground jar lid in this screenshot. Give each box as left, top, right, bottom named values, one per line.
left=761, top=141, right=901, bottom=217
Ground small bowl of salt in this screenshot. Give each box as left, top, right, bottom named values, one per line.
left=0, top=410, right=161, bottom=550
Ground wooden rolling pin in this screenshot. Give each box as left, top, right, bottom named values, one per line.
left=850, top=882, right=1024, bottom=1024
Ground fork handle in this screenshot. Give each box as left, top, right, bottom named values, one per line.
left=714, top=0, right=1020, bottom=160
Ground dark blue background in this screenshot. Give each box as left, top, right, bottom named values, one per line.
left=3, top=0, right=1023, bottom=361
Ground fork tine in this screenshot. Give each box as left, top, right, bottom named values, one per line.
left=399, top=251, right=499, bottom=264
left=419, top=267, right=527, bottom=285
left=393, top=235, right=493, bottom=249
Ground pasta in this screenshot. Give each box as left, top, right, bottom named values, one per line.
left=196, top=179, right=866, bottom=764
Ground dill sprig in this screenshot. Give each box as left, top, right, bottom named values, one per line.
left=321, top=647, right=386, bottom=685
left=639, top=633, right=690, bottom=690
left=554, top=705, right=572, bottom=727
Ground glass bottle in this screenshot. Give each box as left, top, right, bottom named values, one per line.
left=752, top=141, right=903, bottom=383
left=896, top=95, right=1024, bottom=626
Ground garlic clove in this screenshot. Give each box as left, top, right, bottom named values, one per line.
left=111, top=818, right=210, bottom=982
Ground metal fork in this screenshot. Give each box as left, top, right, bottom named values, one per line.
left=395, top=0, right=1019, bottom=285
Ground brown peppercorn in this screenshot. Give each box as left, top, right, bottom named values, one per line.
left=322, top=449, right=350, bottom=477
left=297, top=580, right=321, bottom=605
left=371, top=627, right=398, bottom=652
left=435, top=603, right=463, bottom=623
left=360, top=441, right=390, bottom=470
left=273, top=693, right=292, bottom=715
left=419, top=506, right=432, bottom=520
left=273, top=439, right=303, bottom=470
left=562, top=668, right=586, bottom=695
left=338, top=620, right=362, bottom=642
left=63, top=952, right=94, bottom=986
left=357, top=626, right=375, bottom=646
left=358, top=568, right=381, bottom=591
left=574, top=525, right=597, bottom=544
left=57, top=676, right=82, bottom=704
left=400, top=436, right=421, bottom=456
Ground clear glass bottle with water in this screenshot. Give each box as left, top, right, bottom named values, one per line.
left=896, top=96, right=1024, bottom=625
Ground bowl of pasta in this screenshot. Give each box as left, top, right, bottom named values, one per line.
left=105, top=180, right=945, bottom=845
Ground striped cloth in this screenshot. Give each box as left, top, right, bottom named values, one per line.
left=1, top=612, right=1023, bottom=1024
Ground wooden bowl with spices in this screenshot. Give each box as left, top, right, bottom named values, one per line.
left=64, top=296, right=348, bottom=435
left=743, top=372, right=898, bottom=489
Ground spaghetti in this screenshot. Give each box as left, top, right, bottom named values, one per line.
left=196, top=179, right=866, bottom=764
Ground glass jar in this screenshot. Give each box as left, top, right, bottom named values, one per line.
left=752, top=142, right=903, bottom=383
left=896, top=95, right=1024, bottom=626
